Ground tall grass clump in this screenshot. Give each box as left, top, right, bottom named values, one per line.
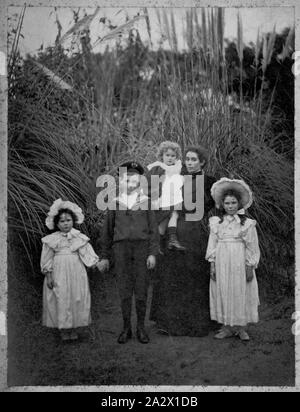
left=9, top=7, right=294, bottom=298
left=8, top=11, right=96, bottom=257
left=153, top=8, right=294, bottom=297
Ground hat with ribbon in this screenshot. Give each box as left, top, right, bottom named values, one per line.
left=45, top=199, right=84, bottom=230
left=211, top=178, right=253, bottom=210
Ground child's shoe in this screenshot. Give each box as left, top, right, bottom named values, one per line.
left=70, top=331, right=79, bottom=341
left=168, top=234, right=186, bottom=251
left=60, top=330, right=71, bottom=341
left=237, top=329, right=250, bottom=341
left=137, top=327, right=150, bottom=344
left=118, top=328, right=132, bottom=344
left=214, top=327, right=234, bottom=340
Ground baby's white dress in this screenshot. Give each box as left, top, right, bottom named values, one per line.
left=206, top=216, right=260, bottom=327
left=147, top=160, right=184, bottom=208
left=41, top=228, right=99, bottom=329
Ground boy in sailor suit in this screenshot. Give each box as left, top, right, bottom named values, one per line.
left=99, top=162, right=159, bottom=344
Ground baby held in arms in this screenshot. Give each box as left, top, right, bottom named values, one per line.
left=147, top=141, right=185, bottom=252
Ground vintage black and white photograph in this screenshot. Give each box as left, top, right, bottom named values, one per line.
left=5, top=3, right=296, bottom=388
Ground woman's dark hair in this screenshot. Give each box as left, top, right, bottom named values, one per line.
left=53, top=208, right=78, bottom=231
left=184, top=145, right=209, bottom=167
left=218, top=190, right=248, bottom=226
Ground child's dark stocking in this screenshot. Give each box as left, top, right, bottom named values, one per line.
left=118, top=298, right=132, bottom=344
left=136, top=300, right=149, bottom=344
left=158, top=220, right=168, bottom=255
left=159, top=234, right=167, bottom=255
left=167, top=226, right=186, bottom=251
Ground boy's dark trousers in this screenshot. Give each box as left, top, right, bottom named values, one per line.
left=113, top=240, right=149, bottom=332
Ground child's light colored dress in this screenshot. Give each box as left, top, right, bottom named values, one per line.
left=206, top=216, right=260, bottom=327
left=147, top=160, right=184, bottom=209
left=41, top=228, right=99, bottom=329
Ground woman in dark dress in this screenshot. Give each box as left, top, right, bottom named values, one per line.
left=150, top=146, right=216, bottom=337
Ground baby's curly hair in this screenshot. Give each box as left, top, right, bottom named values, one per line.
left=157, top=141, right=182, bottom=162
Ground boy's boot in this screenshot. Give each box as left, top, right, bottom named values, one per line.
left=118, top=298, right=133, bottom=344
left=136, top=300, right=150, bottom=344
left=167, top=227, right=186, bottom=251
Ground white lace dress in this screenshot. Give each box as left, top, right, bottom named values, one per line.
left=206, top=216, right=260, bottom=327
left=147, top=160, right=184, bottom=208
left=41, top=229, right=99, bottom=329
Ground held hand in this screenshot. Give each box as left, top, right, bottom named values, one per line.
left=97, top=259, right=110, bottom=273
left=147, top=255, right=156, bottom=270
left=210, top=263, right=216, bottom=281
left=246, top=266, right=254, bottom=283
left=46, top=272, right=55, bottom=290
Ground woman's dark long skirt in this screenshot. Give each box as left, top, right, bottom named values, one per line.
left=151, top=216, right=212, bottom=337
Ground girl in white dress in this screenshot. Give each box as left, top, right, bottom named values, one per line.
left=41, top=199, right=100, bottom=341
left=206, top=178, right=260, bottom=341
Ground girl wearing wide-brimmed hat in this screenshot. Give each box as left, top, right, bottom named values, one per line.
left=206, top=178, right=260, bottom=341
left=41, top=199, right=100, bottom=342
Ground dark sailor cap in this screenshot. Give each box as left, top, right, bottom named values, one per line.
left=118, top=161, right=145, bottom=176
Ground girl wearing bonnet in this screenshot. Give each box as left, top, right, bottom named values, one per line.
left=41, top=199, right=100, bottom=341
left=206, top=178, right=261, bottom=341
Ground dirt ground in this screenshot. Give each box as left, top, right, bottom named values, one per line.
left=8, top=260, right=295, bottom=388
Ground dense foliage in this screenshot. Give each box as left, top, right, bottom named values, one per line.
left=8, top=8, right=294, bottom=298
